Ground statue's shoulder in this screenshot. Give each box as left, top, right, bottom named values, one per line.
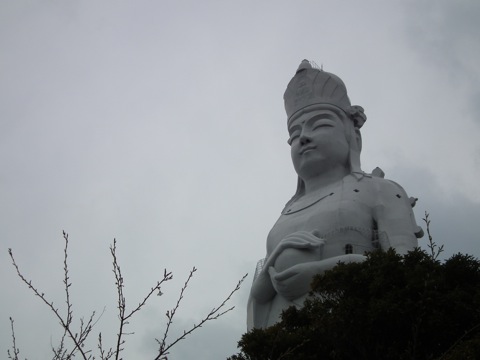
left=353, top=169, right=424, bottom=239
left=351, top=168, right=418, bottom=208
left=365, top=174, right=408, bottom=192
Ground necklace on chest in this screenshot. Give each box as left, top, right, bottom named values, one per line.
left=282, top=191, right=335, bottom=215
left=282, top=177, right=344, bottom=216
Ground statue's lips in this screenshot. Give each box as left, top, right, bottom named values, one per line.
left=300, top=146, right=316, bottom=155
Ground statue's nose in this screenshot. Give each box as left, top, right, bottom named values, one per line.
left=299, top=133, right=311, bottom=146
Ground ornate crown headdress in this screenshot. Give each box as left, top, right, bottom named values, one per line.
left=283, top=60, right=366, bottom=128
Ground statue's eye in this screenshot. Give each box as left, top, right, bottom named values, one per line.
left=287, top=132, right=300, bottom=145
left=312, top=120, right=334, bottom=130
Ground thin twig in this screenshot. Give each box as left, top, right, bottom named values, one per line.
left=438, top=322, right=480, bottom=360
left=423, top=212, right=444, bottom=260
left=155, top=273, right=248, bottom=359
left=112, top=239, right=126, bottom=359
left=52, top=231, right=71, bottom=360
left=7, top=317, right=20, bottom=360
left=98, top=333, right=114, bottom=360
left=277, top=339, right=310, bottom=360
left=110, top=239, right=173, bottom=360
left=8, top=233, right=93, bottom=360
left=156, top=266, right=197, bottom=354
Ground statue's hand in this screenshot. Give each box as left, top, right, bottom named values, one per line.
left=279, top=230, right=325, bottom=251
left=266, top=230, right=325, bottom=269
left=269, top=262, right=319, bottom=301
left=269, top=230, right=325, bottom=273
left=253, top=230, right=325, bottom=303
left=269, top=254, right=367, bottom=301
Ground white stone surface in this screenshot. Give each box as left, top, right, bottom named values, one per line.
left=247, top=60, right=422, bottom=330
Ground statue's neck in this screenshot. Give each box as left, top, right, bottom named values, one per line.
left=302, top=166, right=350, bottom=196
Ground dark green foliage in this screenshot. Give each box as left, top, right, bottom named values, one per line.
left=229, top=249, right=480, bottom=360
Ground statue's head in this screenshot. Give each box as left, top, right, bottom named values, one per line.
left=283, top=60, right=366, bottom=199
left=284, top=60, right=366, bottom=128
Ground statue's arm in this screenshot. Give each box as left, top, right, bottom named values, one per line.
left=249, top=265, right=277, bottom=304
left=269, top=254, right=366, bottom=301
left=249, top=243, right=288, bottom=303
left=250, top=230, right=324, bottom=303
left=373, top=179, right=423, bottom=254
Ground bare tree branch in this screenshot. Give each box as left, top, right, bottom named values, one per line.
left=423, top=212, right=444, bottom=260
left=7, top=317, right=21, bottom=360
left=156, top=266, right=196, bottom=355
left=8, top=233, right=246, bottom=359
left=8, top=233, right=96, bottom=360
left=155, top=273, right=248, bottom=359
left=98, top=333, right=114, bottom=360
left=110, top=239, right=173, bottom=359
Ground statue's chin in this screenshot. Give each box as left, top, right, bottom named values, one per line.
left=274, top=247, right=321, bottom=273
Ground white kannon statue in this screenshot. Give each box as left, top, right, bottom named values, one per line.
left=247, top=60, right=423, bottom=330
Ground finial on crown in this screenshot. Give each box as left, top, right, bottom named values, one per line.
left=296, top=59, right=313, bottom=73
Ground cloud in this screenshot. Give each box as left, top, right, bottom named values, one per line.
left=403, top=0, right=480, bottom=120
left=1, top=1, right=479, bottom=359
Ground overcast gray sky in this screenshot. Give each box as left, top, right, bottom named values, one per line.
left=1, top=1, right=480, bottom=359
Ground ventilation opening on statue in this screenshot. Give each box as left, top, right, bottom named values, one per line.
left=345, top=244, right=353, bottom=254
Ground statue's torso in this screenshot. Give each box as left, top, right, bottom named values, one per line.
left=252, top=174, right=419, bottom=329
left=267, top=176, right=379, bottom=271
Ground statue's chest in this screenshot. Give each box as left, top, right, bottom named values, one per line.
left=267, top=187, right=376, bottom=257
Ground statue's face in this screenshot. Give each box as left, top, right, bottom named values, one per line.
left=288, top=106, right=350, bottom=180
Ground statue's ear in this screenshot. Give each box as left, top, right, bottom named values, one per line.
left=354, top=128, right=362, bottom=152
left=348, top=125, right=363, bottom=173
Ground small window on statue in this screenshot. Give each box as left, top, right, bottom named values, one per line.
left=345, top=244, right=353, bottom=254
